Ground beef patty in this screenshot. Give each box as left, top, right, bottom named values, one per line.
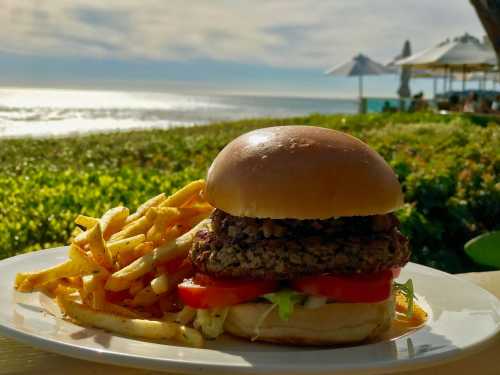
left=190, top=209, right=410, bottom=280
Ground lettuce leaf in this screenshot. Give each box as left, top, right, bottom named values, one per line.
left=393, top=279, right=415, bottom=318
left=262, top=289, right=304, bottom=320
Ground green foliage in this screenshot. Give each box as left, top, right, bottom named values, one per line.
left=0, top=112, right=498, bottom=273
left=465, top=231, right=500, bottom=268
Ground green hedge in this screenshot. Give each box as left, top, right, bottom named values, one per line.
left=0, top=113, right=498, bottom=273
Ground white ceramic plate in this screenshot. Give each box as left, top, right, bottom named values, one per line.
left=0, top=247, right=498, bottom=374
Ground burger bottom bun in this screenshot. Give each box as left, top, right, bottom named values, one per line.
left=224, top=296, right=395, bottom=346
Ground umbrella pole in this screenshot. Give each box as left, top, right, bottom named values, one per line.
left=462, top=66, right=466, bottom=92
left=433, top=77, right=437, bottom=99
left=359, top=75, right=363, bottom=100
left=443, top=68, right=447, bottom=93
left=358, top=75, right=364, bottom=114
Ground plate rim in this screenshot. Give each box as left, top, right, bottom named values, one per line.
left=1, top=247, right=499, bottom=374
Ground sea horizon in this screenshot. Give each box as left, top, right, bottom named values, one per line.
left=0, top=85, right=365, bottom=139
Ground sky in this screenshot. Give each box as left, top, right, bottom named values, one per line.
left=0, top=0, right=486, bottom=98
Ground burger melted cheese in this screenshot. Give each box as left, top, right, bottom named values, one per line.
left=178, top=126, right=412, bottom=345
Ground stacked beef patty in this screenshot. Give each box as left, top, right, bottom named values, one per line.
left=190, top=209, right=410, bottom=280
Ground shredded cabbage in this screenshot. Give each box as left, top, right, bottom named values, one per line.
left=193, top=307, right=229, bottom=339
left=303, top=295, right=328, bottom=309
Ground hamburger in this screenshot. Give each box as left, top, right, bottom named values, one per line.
left=178, top=125, right=411, bottom=345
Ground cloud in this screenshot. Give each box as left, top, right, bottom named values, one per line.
left=1, top=0, right=484, bottom=68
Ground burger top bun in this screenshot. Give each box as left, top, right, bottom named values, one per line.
left=205, top=126, right=404, bottom=219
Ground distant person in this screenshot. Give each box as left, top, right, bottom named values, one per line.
left=491, top=95, right=500, bottom=112
left=463, top=92, right=478, bottom=113
left=382, top=101, right=393, bottom=113
left=408, top=94, right=419, bottom=112
left=408, top=92, right=428, bottom=112
left=479, top=98, right=492, bottom=114
left=449, top=94, right=460, bottom=112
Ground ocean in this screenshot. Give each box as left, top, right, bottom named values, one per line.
left=0, top=87, right=359, bottom=139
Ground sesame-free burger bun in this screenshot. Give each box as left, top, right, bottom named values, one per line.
left=224, top=296, right=395, bottom=345
left=205, top=126, right=403, bottom=219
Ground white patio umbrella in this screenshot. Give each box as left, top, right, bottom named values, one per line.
left=468, top=70, right=500, bottom=90
left=410, top=68, right=451, bottom=98
left=325, top=53, right=394, bottom=101
left=396, top=34, right=496, bottom=91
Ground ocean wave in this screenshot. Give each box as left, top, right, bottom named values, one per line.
left=0, top=87, right=357, bottom=138
left=0, top=88, right=235, bottom=111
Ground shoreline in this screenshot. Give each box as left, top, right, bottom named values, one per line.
left=0, top=87, right=362, bottom=139
left=0, top=119, right=204, bottom=140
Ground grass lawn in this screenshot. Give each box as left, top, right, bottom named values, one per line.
left=0, top=112, right=498, bottom=273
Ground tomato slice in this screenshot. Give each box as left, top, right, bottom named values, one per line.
left=291, top=270, right=393, bottom=303
left=391, top=267, right=402, bottom=278
left=178, top=273, right=278, bottom=309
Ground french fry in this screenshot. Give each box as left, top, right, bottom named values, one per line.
left=177, top=325, right=204, bottom=348
left=91, top=288, right=107, bottom=310
left=177, top=211, right=213, bottom=233
left=146, top=207, right=180, bottom=245
left=103, top=277, right=131, bottom=293
left=150, top=274, right=169, bottom=295
left=107, top=234, right=146, bottom=257
left=160, top=180, right=205, bottom=208
left=188, top=201, right=214, bottom=211
left=163, top=225, right=182, bottom=242
left=110, top=208, right=157, bottom=241
left=57, top=297, right=203, bottom=345
left=36, top=279, right=62, bottom=296
left=105, top=219, right=209, bottom=292
left=75, top=215, right=99, bottom=229
left=134, top=241, right=155, bottom=257
left=129, top=285, right=159, bottom=307
left=125, top=193, right=166, bottom=225
left=62, top=276, right=83, bottom=289
left=152, top=261, right=192, bottom=295
left=81, top=274, right=102, bottom=300
left=129, top=279, right=145, bottom=296
left=57, top=296, right=203, bottom=347
left=116, top=242, right=154, bottom=269
left=116, top=250, right=139, bottom=269
left=78, top=275, right=144, bottom=318
left=15, top=245, right=106, bottom=292
left=98, top=301, right=144, bottom=318
left=148, top=208, right=205, bottom=246
left=87, top=223, right=113, bottom=270
left=74, top=206, right=129, bottom=245
left=53, top=284, right=81, bottom=300
left=100, top=206, right=129, bottom=239
left=16, top=182, right=216, bottom=348
left=69, top=226, right=83, bottom=244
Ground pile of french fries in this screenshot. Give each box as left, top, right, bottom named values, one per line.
left=14, top=180, right=213, bottom=347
